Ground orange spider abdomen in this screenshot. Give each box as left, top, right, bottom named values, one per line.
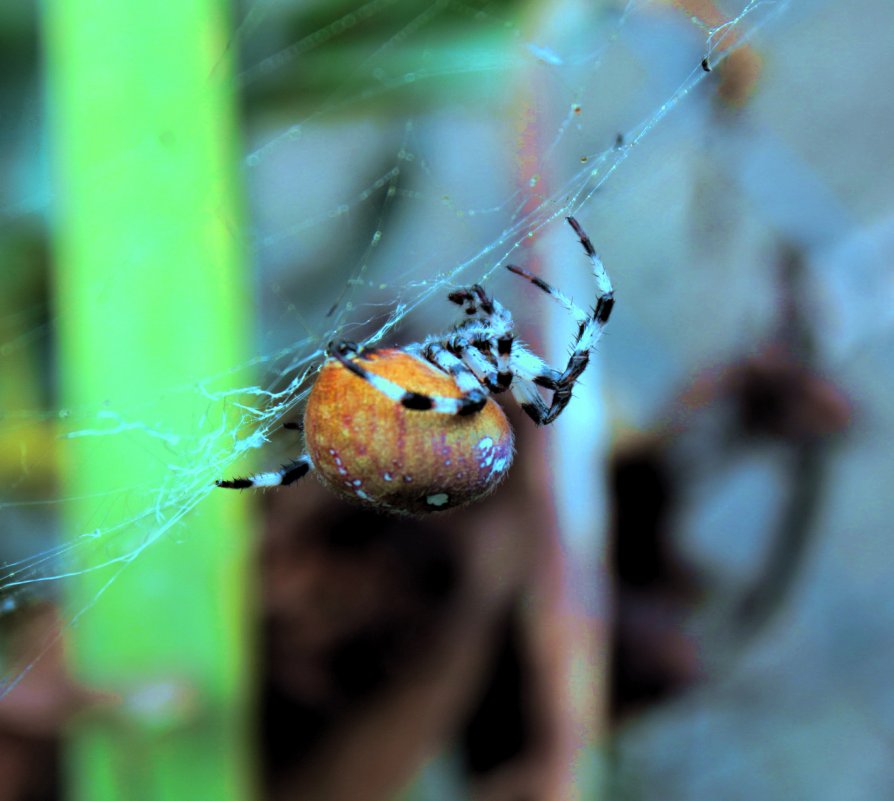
left=303, top=349, right=514, bottom=514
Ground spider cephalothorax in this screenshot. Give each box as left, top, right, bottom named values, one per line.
left=217, top=216, right=614, bottom=514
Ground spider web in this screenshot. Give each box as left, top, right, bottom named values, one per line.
left=0, top=0, right=792, bottom=695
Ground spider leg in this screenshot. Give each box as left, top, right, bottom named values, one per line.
left=447, top=284, right=493, bottom=317
left=423, top=342, right=492, bottom=391
left=506, top=217, right=615, bottom=347
left=565, top=215, right=615, bottom=342
left=509, top=344, right=561, bottom=389
left=509, top=375, right=551, bottom=424
left=502, top=342, right=585, bottom=426
left=448, top=284, right=516, bottom=389
left=500, top=344, right=559, bottom=423
left=425, top=340, right=505, bottom=394
left=505, top=216, right=614, bottom=425
left=506, top=217, right=613, bottom=345
left=465, top=339, right=513, bottom=392
left=216, top=455, right=312, bottom=489
left=330, top=340, right=487, bottom=416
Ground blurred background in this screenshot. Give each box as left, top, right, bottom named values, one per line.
left=1, top=0, right=893, bottom=799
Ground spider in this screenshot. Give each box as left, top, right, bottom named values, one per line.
left=217, top=216, right=614, bottom=514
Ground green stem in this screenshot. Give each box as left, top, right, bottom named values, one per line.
left=44, top=1, right=254, bottom=799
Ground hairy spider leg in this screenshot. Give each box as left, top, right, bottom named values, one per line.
left=418, top=342, right=492, bottom=395
left=417, top=329, right=508, bottom=394
left=216, top=455, right=312, bottom=489
left=449, top=335, right=511, bottom=393
left=447, top=286, right=515, bottom=387
left=447, top=284, right=492, bottom=317
left=502, top=345, right=556, bottom=424
left=329, top=341, right=487, bottom=416
left=504, top=216, right=615, bottom=425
